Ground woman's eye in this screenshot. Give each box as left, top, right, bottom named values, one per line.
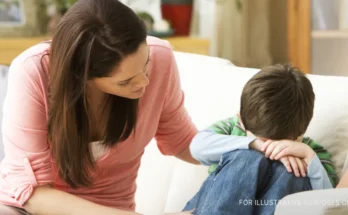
left=118, top=82, right=129, bottom=87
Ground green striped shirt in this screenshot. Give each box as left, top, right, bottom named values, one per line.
left=208, top=116, right=337, bottom=187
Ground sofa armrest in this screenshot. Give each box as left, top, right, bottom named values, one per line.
left=275, top=188, right=348, bottom=215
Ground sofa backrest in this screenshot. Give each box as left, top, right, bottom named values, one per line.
left=135, top=52, right=348, bottom=214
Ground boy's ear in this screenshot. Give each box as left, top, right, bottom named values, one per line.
left=296, top=134, right=304, bottom=142
left=237, top=112, right=245, bottom=130
left=246, top=130, right=256, bottom=138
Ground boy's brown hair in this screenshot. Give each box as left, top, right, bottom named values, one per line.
left=240, top=64, right=315, bottom=140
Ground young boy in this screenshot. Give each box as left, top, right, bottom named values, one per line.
left=184, top=64, right=336, bottom=215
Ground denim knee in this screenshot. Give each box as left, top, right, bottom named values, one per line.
left=212, top=149, right=270, bottom=176
left=220, top=149, right=267, bottom=165
left=271, top=161, right=312, bottom=191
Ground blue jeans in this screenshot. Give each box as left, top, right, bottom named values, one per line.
left=183, top=150, right=312, bottom=215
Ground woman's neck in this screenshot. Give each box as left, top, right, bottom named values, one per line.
left=86, top=82, right=109, bottom=141
left=86, top=82, right=107, bottom=109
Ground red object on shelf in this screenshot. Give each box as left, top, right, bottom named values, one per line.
left=161, top=3, right=193, bottom=36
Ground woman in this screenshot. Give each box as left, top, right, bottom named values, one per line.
left=0, top=0, right=200, bottom=214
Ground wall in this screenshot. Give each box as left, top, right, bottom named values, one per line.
left=311, top=0, right=348, bottom=76
left=312, top=38, right=348, bottom=76
left=120, top=0, right=162, bottom=21
left=269, top=0, right=288, bottom=65
left=195, top=0, right=215, bottom=39
left=120, top=0, right=215, bottom=39
left=0, top=1, right=45, bottom=37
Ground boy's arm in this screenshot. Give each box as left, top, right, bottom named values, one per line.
left=190, top=118, right=256, bottom=165
left=263, top=139, right=336, bottom=189
left=306, top=139, right=337, bottom=187
left=307, top=155, right=334, bottom=189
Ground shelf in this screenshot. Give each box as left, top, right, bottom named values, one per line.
left=0, top=36, right=211, bottom=66
left=312, top=30, right=348, bottom=39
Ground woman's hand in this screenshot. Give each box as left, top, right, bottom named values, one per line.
left=337, top=171, right=348, bottom=188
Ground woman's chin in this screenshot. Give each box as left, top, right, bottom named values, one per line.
left=114, top=90, right=145, bottom=99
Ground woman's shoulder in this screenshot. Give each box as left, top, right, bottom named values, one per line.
left=10, top=42, right=50, bottom=79
left=147, top=36, right=172, bottom=50
left=146, top=36, right=174, bottom=58
left=146, top=36, right=176, bottom=73
left=8, top=42, right=50, bottom=97
left=12, top=42, right=50, bottom=65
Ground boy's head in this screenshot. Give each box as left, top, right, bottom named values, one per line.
left=240, top=64, right=315, bottom=140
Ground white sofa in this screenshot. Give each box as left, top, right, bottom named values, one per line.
left=1, top=52, right=348, bottom=215
left=134, top=52, right=348, bottom=215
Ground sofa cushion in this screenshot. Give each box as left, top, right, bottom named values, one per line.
left=161, top=65, right=348, bottom=213
left=173, top=51, right=235, bottom=67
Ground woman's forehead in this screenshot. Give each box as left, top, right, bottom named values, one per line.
left=109, top=43, right=149, bottom=80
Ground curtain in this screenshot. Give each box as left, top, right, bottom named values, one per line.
left=209, top=0, right=272, bottom=68
left=190, top=0, right=200, bottom=36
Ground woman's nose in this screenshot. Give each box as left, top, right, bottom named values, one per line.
left=134, top=73, right=149, bottom=88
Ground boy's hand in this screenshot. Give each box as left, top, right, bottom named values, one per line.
left=249, top=138, right=264, bottom=152
left=262, top=140, right=316, bottom=165
left=279, top=155, right=307, bottom=177
left=250, top=138, right=307, bottom=177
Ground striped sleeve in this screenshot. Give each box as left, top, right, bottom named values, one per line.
left=208, top=117, right=237, bottom=135
left=305, top=138, right=337, bottom=187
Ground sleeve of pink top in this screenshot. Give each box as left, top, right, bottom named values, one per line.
left=155, top=48, right=198, bottom=155
left=0, top=57, right=53, bottom=207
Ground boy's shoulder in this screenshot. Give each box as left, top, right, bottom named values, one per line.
left=208, top=115, right=247, bottom=137
left=302, top=137, right=325, bottom=150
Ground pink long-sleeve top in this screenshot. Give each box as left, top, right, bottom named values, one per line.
left=0, top=36, right=197, bottom=210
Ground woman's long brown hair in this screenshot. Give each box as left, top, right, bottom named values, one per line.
left=48, top=0, right=147, bottom=188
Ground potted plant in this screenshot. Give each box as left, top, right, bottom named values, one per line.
left=161, top=0, right=193, bottom=36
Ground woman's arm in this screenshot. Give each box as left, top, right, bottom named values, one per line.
left=154, top=46, right=198, bottom=160
left=1, top=58, right=137, bottom=215
left=25, top=186, right=141, bottom=215
left=175, top=146, right=200, bottom=165
left=337, top=171, right=348, bottom=188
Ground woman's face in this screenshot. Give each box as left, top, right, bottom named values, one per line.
left=91, top=42, right=150, bottom=99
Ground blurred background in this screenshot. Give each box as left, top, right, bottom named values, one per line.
left=1, top=0, right=348, bottom=76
